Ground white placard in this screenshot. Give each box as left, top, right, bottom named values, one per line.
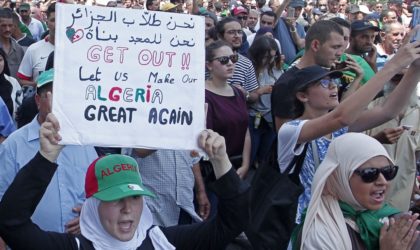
left=54, top=3, right=205, bottom=149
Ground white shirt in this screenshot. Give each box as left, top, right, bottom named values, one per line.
left=17, top=38, right=54, bottom=81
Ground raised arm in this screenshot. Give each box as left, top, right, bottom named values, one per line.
left=297, top=40, right=420, bottom=144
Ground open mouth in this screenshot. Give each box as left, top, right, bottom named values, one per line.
left=119, top=220, right=133, bottom=232
left=371, top=190, right=385, bottom=203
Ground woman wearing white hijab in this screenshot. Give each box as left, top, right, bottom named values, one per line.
left=292, top=133, right=420, bottom=249
left=0, top=113, right=249, bottom=250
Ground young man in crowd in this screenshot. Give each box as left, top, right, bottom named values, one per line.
left=18, top=3, right=45, bottom=41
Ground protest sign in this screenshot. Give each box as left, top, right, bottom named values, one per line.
left=54, top=3, right=205, bottom=149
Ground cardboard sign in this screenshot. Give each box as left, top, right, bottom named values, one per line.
left=54, top=3, right=205, bottom=149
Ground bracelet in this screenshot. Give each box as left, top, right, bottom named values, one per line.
left=290, top=27, right=296, bottom=33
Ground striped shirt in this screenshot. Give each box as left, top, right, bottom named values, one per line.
left=227, top=54, right=258, bottom=92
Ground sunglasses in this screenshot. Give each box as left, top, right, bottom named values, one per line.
left=236, top=15, right=248, bottom=20
left=354, top=165, right=399, bottom=183
left=211, top=54, right=239, bottom=65
left=319, top=78, right=341, bottom=88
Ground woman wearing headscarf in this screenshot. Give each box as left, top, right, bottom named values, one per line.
left=0, top=48, right=20, bottom=119
left=0, top=112, right=250, bottom=250
left=292, top=133, right=420, bottom=249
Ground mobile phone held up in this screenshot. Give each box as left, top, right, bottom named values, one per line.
left=287, top=7, right=295, bottom=18
left=411, top=7, right=420, bottom=42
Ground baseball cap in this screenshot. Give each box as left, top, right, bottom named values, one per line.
left=289, top=0, right=305, bottom=8
left=37, top=69, right=54, bottom=89
left=19, top=3, right=30, bottom=11
left=388, top=0, right=403, bottom=4
left=160, top=2, right=178, bottom=11
left=351, top=20, right=380, bottom=32
left=232, top=6, right=248, bottom=16
left=350, top=4, right=372, bottom=14
left=85, top=154, right=155, bottom=201
left=272, top=66, right=342, bottom=119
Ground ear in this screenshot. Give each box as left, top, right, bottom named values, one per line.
left=380, top=31, right=386, bottom=38
left=296, top=91, right=308, bottom=103
left=206, top=61, right=213, bottom=71
left=311, top=39, right=320, bottom=52
left=35, top=93, right=41, bottom=110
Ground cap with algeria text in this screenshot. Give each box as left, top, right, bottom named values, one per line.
left=85, top=154, right=155, bottom=201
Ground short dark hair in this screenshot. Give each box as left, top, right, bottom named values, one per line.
left=329, top=17, right=350, bottom=30
left=0, top=8, right=13, bottom=20
left=305, top=20, right=343, bottom=50
left=46, top=3, right=55, bottom=18
left=260, top=10, right=277, bottom=23
left=379, top=9, right=396, bottom=22
left=215, top=17, right=241, bottom=38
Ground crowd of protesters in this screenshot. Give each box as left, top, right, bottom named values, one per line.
left=0, top=0, right=419, bottom=249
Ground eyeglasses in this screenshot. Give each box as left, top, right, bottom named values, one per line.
left=354, top=165, right=399, bottom=183
left=211, top=54, right=239, bottom=65
left=225, top=30, right=243, bottom=36
left=319, top=78, right=341, bottom=88
left=236, top=15, right=248, bottom=20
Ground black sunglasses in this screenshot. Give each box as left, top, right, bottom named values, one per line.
left=211, top=54, right=239, bottom=65
left=354, top=165, right=398, bottom=183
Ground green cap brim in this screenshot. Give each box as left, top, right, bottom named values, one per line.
left=93, top=183, right=155, bottom=202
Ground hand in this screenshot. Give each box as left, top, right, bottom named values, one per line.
left=388, top=40, right=420, bottom=70
left=256, top=85, right=273, bottom=96
left=198, top=129, right=231, bottom=179
left=364, top=46, right=377, bottom=69
left=195, top=190, right=210, bottom=220
left=65, top=206, right=82, bottom=235
left=285, top=17, right=296, bottom=28
left=375, top=127, right=404, bottom=144
left=343, top=55, right=364, bottom=78
left=39, top=93, right=64, bottom=163
left=236, top=165, right=249, bottom=179
left=380, top=213, right=420, bottom=250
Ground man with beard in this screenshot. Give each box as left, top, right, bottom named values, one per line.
left=346, top=20, right=379, bottom=72
left=376, top=22, right=405, bottom=71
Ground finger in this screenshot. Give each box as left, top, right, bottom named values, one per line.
left=72, top=206, right=82, bottom=214
left=381, top=220, right=389, bottom=236
left=198, top=129, right=212, bottom=150
left=46, top=113, right=60, bottom=132
left=46, top=91, right=52, bottom=114
left=407, top=230, right=420, bottom=249
left=65, top=217, right=79, bottom=228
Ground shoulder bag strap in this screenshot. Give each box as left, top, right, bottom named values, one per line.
left=311, top=140, right=320, bottom=170
left=284, top=143, right=308, bottom=177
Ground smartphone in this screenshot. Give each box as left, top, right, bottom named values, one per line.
left=411, top=7, right=420, bottom=42
left=334, top=61, right=347, bottom=70
left=287, top=7, right=295, bottom=18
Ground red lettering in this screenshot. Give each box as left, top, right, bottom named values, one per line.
left=109, top=87, right=122, bottom=101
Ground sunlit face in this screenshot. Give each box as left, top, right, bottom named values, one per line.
left=260, top=14, right=275, bottom=28
left=382, top=23, right=404, bottom=52
left=341, top=27, right=350, bottom=49
left=35, top=84, right=53, bottom=123
left=328, top=0, right=339, bottom=13
left=349, top=156, right=391, bottom=211
left=338, top=0, right=347, bottom=13
left=206, top=46, right=236, bottom=80
left=350, top=29, right=376, bottom=54
left=246, top=12, right=258, bottom=29
left=0, top=18, right=13, bottom=40
left=98, top=196, right=143, bottom=242
left=314, top=32, right=344, bottom=68
left=384, top=11, right=398, bottom=23
left=375, top=3, right=383, bottom=12
left=299, top=76, right=340, bottom=111
left=47, top=12, right=55, bottom=39
left=222, top=21, right=243, bottom=49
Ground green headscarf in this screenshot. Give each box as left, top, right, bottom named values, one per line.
left=339, top=201, right=400, bottom=250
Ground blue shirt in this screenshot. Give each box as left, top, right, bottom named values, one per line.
left=0, top=117, right=98, bottom=232
left=0, top=97, right=15, bottom=137
left=273, top=18, right=305, bottom=65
